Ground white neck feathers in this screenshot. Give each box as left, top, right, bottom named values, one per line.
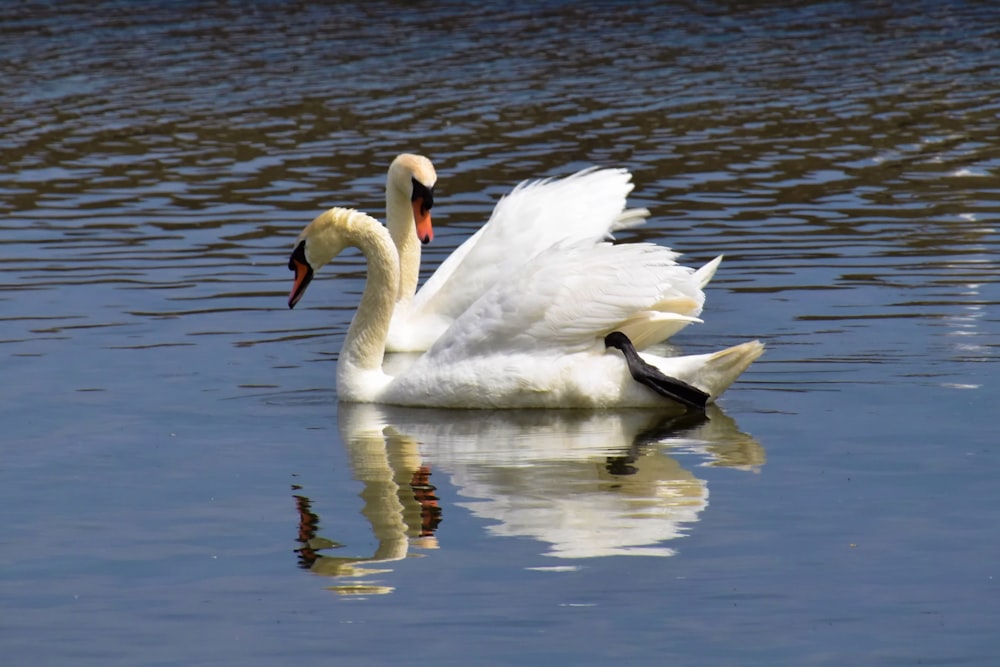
left=309, top=209, right=399, bottom=380
left=385, top=183, right=421, bottom=306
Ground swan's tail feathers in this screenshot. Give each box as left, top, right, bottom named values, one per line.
left=694, top=255, right=723, bottom=289
left=616, top=311, right=702, bottom=351
left=696, top=340, right=765, bottom=401
left=608, top=207, right=651, bottom=236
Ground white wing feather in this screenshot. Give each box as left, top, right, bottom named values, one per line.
left=411, top=168, right=648, bottom=322
left=424, top=241, right=701, bottom=361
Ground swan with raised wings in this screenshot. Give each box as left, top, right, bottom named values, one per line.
left=289, top=154, right=721, bottom=352
left=287, top=207, right=762, bottom=409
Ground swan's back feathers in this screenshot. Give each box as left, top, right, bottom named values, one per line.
left=611, top=206, right=652, bottom=233
left=425, top=241, right=700, bottom=361
left=694, top=255, right=723, bottom=289
left=411, top=167, right=648, bottom=322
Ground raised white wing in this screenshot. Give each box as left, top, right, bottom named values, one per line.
left=411, top=167, right=649, bottom=323
left=423, top=241, right=704, bottom=362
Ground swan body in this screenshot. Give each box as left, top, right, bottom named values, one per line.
left=288, top=207, right=763, bottom=410
left=293, top=154, right=720, bottom=352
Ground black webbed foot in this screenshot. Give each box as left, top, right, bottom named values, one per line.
left=604, top=332, right=710, bottom=410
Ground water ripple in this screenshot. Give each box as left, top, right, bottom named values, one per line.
left=1, top=0, right=997, bottom=390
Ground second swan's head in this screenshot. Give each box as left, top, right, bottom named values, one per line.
left=288, top=207, right=379, bottom=309
left=387, top=153, right=437, bottom=245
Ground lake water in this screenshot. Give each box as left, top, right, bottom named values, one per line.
left=2, top=1, right=999, bottom=664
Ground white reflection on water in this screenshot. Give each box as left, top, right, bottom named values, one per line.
left=296, top=403, right=763, bottom=595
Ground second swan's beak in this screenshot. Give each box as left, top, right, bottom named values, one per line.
left=288, top=240, right=314, bottom=309
left=412, top=198, right=433, bottom=245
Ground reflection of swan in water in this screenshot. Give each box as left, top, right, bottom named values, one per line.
left=374, top=405, right=765, bottom=559
left=298, top=403, right=763, bottom=592
left=292, top=413, right=441, bottom=595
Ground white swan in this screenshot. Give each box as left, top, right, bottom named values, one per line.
left=287, top=207, right=763, bottom=409
left=289, top=154, right=721, bottom=353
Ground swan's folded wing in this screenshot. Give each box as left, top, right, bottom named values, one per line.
left=424, top=242, right=699, bottom=361
left=411, top=168, right=650, bottom=322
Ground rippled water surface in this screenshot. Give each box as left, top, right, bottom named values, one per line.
left=2, top=1, right=999, bottom=665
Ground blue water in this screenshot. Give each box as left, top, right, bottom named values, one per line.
left=1, top=1, right=998, bottom=664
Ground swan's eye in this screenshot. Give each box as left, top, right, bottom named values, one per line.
left=289, top=240, right=307, bottom=270
left=411, top=178, right=434, bottom=215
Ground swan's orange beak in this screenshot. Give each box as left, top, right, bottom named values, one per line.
left=288, top=241, right=313, bottom=309
left=412, top=198, right=433, bottom=244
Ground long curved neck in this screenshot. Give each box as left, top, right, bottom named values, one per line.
left=386, top=184, right=421, bottom=306
left=340, top=215, right=400, bottom=374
